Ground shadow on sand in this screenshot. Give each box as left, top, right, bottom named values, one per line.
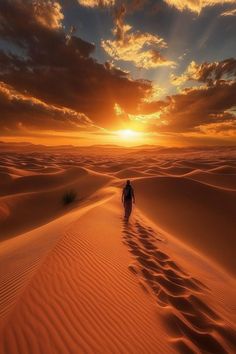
left=122, top=218, right=236, bottom=354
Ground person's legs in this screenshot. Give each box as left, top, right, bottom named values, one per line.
left=124, top=200, right=132, bottom=220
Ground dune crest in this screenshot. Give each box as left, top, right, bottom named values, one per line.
left=122, top=216, right=236, bottom=353
left=0, top=144, right=236, bottom=353
left=133, top=176, right=236, bottom=276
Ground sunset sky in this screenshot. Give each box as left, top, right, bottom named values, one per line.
left=0, top=0, right=236, bottom=146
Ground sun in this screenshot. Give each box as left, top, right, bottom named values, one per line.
left=111, top=128, right=147, bottom=146
left=117, top=129, right=140, bottom=139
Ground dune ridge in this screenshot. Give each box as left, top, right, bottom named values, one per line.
left=0, top=193, right=176, bottom=354
left=1, top=191, right=235, bottom=353
left=122, top=215, right=236, bottom=353
left=0, top=144, right=236, bottom=353
left=0, top=167, right=112, bottom=240
left=133, top=176, right=236, bottom=276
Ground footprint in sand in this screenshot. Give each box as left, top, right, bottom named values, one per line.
left=122, top=218, right=236, bottom=354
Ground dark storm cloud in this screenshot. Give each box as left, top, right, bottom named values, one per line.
left=0, top=81, right=91, bottom=132
left=191, top=58, right=236, bottom=84
left=171, top=58, right=236, bottom=86
left=0, top=0, right=151, bottom=132
left=148, top=58, right=235, bottom=134
left=1, top=0, right=235, bottom=141
left=146, top=80, right=236, bottom=133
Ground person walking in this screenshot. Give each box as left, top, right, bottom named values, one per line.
left=122, top=180, right=135, bottom=221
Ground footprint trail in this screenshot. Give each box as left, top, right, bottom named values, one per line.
left=122, top=218, right=236, bottom=354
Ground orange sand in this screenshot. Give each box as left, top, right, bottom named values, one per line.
left=0, top=143, right=236, bottom=353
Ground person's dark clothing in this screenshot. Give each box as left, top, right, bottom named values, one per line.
left=122, top=184, right=135, bottom=220
left=123, top=185, right=134, bottom=202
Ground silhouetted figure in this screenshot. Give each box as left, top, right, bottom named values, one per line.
left=122, top=180, right=135, bottom=221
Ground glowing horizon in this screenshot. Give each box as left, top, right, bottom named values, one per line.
left=0, top=1, right=235, bottom=146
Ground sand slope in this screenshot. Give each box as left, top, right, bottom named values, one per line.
left=1, top=191, right=236, bottom=353
left=0, top=168, right=111, bottom=240
left=0, top=192, right=175, bottom=353
left=0, top=144, right=236, bottom=353
left=186, top=169, right=236, bottom=190
left=133, top=176, right=236, bottom=276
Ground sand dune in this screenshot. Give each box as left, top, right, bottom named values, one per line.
left=0, top=167, right=87, bottom=196
left=158, top=166, right=193, bottom=175
left=0, top=143, right=236, bottom=353
left=0, top=192, right=176, bottom=353
left=0, top=168, right=111, bottom=240
left=114, top=167, right=148, bottom=178
left=122, top=216, right=236, bottom=353
left=208, top=165, right=236, bottom=174
left=133, top=176, right=236, bottom=276
left=185, top=169, right=236, bottom=190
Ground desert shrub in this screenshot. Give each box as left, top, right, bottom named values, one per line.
left=62, top=190, right=77, bottom=205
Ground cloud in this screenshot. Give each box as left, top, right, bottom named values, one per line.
left=0, top=81, right=91, bottom=132
left=0, top=0, right=151, bottom=134
left=77, top=0, right=147, bottom=11
left=221, top=8, right=236, bottom=16
left=78, top=0, right=115, bottom=7
left=139, top=59, right=236, bottom=136
left=198, top=120, right=236, bottom=136
left=101, top=4, right=175, bottom=69
left=1, top=0, right=235, bottom=143
left=171, top=58, right=236, bottom=86
left=163, top=0, right=235, bottom=13
left=33, top=0, right=64, bottom=29
left=145, top=80, right=236, bottom=134
left=0, top=0, right=64, bottom=38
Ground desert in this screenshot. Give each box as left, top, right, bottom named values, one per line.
left=0, top=143, right=236, bottom=354
left=1, top=0, right=236, bottom=352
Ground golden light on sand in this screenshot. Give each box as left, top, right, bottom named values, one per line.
left=1, top=143, right=236, bottom=354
